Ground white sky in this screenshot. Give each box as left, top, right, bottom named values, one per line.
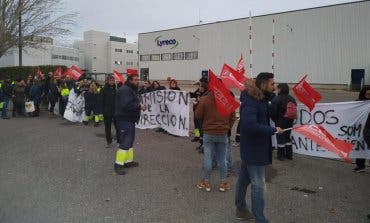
left=62, top=0, right=360, bottom=44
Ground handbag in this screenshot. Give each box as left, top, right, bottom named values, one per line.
left=25, top=100, right=35, bottom=113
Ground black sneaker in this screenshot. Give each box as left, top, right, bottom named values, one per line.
left=114, top=164, right=126, bottom=175
left=191, top=137, right=200, bottom=142
left=123, top=161, right=139, bottom=168
left=236, top=209, right=255, bottom=221
left=353, top=166, right=365, bottom=173
left=83, top=121, right=88, bottom=126
left=94, top=122, right=99, bottom=127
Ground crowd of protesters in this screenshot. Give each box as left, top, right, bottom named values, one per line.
left=1, top=71, right=369, bottom=222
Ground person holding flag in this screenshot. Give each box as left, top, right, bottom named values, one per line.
left=114, top=73, right=144, bottom=175
left=269, top=83, right=297, bottom=160
left=195, top=71, right=237, bottom=192
left=235, top=73, right=283, bottom=222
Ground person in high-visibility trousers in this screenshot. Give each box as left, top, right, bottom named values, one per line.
left=83, top=83, right=97, bottom=125
left=93, top=82, right=103, bottom=127
left=60, top=82, right=70, bottom=117
left=114, top=73, right=144, bottom=175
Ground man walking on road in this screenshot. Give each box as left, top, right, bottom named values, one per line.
left=114, top=74, right=143, bottom=175
left=235, top=73, right=283, bottom=222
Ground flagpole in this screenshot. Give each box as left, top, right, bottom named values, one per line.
left=249, top=11, right=253, bottom=77
left=272, top=18, right=275, bottom=74
left=275, top=127, right=294, bottom=134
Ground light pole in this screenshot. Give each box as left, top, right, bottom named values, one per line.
left=18, top=0, right=22, bottom=66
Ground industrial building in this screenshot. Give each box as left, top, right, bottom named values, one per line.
left=73, top=30, right=138, bottom=74
left=0, top=30, right=138, bottom=76
left=138, top=1, right=370, bottom=86
left=0, top=37, right=81, bottom=68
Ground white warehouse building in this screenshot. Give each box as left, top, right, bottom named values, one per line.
left=0, top=37, right=81, bottom=68
left=74, top=30, right=138, bottom=74
left=0, top=30, right=138, bottom=76
left=138, top=1, right=370, bottom=86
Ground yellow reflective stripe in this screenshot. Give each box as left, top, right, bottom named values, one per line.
left=94, top=115, right=99, bottom=122
left=99, top=114, right=104, bottom=121
left=115, top=149, right=128, bottom=165
left=0, top=102, right=3, bottom=109
left=84, top=115, right=90, bottom=122
left=61, top=89, right=70, bottom=97
left=194, top=129, right=200, bottom=137
left=126, top=148, right=134, bottom=163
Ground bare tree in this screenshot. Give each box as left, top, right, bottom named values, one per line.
left=0, top=0, right=78, bottom=60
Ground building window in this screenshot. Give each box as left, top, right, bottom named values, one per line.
left=185, top=51, right=198, bottom=60
left=126, top=50, right=134, bottom=54
left=114, top=61, right=123, bottom=65
left=140, top=55, right=150, bottom=61
left=150, top=54, right=160, bottom=61
left=93, top=57, right=97, bottom=59
left=115, top=48, right=123, bottom=53
left=51, top=54, right=58, bottom=59
left=173, top=52, right=184, bottom=60
left=126, top=61, right=134, bottom=66
left=161, top=53, right=172, bottom=61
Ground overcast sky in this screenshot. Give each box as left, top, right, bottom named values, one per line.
left=62, top=0, right=360, bottom=44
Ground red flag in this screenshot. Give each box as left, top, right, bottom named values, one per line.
left=113, top=70, right=125, bottom=83
left=292, top=75, right=322, bottom=111
left=236, top=54, right=245, bottom=75
left=220, top=74, right=244, bottom=90
left=37, top=67, right=43, bottom=79
left=126, top=69, right=138, bottom=75
left=208, top=69, right=240, bottom=116
left=293, top=125, right=353, bottom=162
left=221, top=63, right=248, bottom=83
left=54, top=67, right=62, bottom=78
left=66, top=65, right=84, bottom=80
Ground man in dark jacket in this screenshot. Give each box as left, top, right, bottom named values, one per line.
left=114, top=74, right=143, bottom=175
left=235, top=73, right=283, bottom=222
left=102, top=76, right=119, bottom=148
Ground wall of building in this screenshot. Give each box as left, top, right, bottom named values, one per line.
left=138, top=1, right=370, bottom=85
left=0, top=45, right=80, bottom=68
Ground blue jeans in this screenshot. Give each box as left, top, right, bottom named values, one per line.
left=212, top=136, right=232, bottom=170
left=235, top=162, right=269, bottom=223
left=226, top=137, right=232, bottom=170
left=117, top=121, right=135, bottom=150
left=203, top=134, right=227, bottom=181
left=1, top=97, right=9, bottom=118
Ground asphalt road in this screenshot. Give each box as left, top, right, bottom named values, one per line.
left=0, top=89, right=369, bottom=223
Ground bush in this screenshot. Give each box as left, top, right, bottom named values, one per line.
left=0, top=65, right=67, bottom=81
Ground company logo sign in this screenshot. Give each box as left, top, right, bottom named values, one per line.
left=155, top=36, right=179, bottom=49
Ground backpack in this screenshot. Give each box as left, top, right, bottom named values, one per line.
left=283, top=99, right=297, bottom=120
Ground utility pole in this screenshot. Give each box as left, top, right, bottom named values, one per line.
left=18, top=0, right=22, bottom=66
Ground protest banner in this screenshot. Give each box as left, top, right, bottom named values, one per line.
left=63, top=89, right=85, bottom=122
left=136, top=90, right=190, bottom=136
left=291, top=101, right=370, bottom=159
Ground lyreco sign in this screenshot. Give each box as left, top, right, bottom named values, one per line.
left=155, top=36, right=179, bottom=49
